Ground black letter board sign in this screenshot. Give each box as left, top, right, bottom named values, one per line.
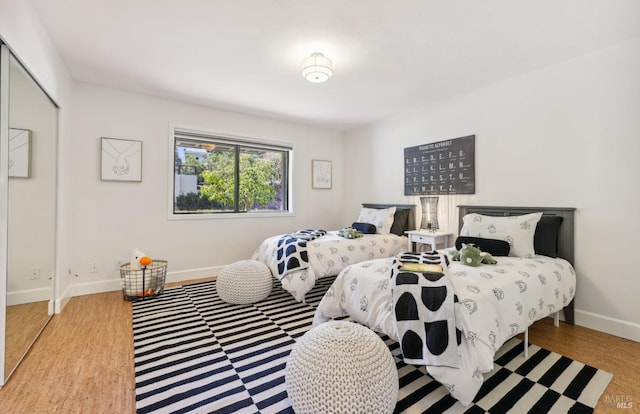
left=404, top=135, right=475, bottom=195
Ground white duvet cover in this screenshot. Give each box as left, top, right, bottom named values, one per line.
left=313, top=248, right=576, bottom=406
left=251, top=231, right=408, bottom=302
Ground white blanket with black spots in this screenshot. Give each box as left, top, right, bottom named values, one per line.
left=391, top=252, right=461, bottom=369
left=252, top=231, right=408, bottom=302
left=273, top=229, right=327, bottom=278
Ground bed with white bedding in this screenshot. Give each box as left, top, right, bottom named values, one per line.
left=251, top=203, right=415, bottom=302
left=312, top=205, right=577, bottom=406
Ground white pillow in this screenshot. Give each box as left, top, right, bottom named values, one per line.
left=357, top=206, right=397, bottom=235
left=460, top=212, right=543, bottom=258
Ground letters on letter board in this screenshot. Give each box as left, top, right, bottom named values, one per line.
left=404, top=135, right=475, bottom=195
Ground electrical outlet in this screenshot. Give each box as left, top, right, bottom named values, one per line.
left=90, top=262, right=97, bottom=273
left=31, top=267, right=40, bottom=279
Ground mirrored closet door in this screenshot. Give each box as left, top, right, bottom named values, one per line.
left=0, top=43, right=58, bottom=384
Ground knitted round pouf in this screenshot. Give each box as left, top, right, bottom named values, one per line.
left=217, top=260, right=272, bottom=304
left=285, top=321, right=398, bottom=414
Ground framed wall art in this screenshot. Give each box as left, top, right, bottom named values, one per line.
left=101, top=137, right=142, bottom=182
left=312, top=159, right=332, bottom=189
left=9, top=128, right=32, bottom=178
left=404, top=134, right=475, bottom=195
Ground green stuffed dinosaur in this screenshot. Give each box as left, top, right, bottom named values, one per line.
left=451, top=243, right=497, bottom=266
left=337, top=227, right=363, bottom=239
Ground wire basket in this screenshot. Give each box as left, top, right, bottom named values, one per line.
left=120, top=259, right=168, bottom=301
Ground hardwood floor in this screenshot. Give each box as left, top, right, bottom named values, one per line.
left=0, top=291, right=134, bottom=413
left=0, top=282, right=637, bottom=413
left=4, top=301, right=50, bottom=379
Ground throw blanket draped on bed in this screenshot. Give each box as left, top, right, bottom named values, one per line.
left=275, top=229, right=327, bottom=278
left=392, top=251, right=461, bottom=368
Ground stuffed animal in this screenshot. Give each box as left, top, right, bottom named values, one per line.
left=337, top=227, right=363, bottom=239
left=451, top=244, right=497, bottom=266
left=130, top=248, right=152, bottom=270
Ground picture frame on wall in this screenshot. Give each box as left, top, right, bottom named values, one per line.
left=404, top=134, right=475, bottom=195
left=311, top=159, right=332, bottom=189
left=101, top=137, right=142, bottom=182
left=8, top=128, right=32, bottom=178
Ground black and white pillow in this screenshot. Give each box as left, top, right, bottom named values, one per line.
left=460, top=212, right=542, bottom=258
left=357, top=206, right=396, bottom=235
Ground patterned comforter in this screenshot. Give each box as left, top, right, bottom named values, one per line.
left=313, top=248, right=576, bottom=406
left=251, top=231, right=408, bottom=302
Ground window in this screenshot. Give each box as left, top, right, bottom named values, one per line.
left=172, top=128, right=291, bottom=216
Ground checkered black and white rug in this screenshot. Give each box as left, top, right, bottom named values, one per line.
left=133, top=278, right=611, bottom=414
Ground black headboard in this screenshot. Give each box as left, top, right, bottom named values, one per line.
left=361, top=203, right=416, bottom=235
left=458, top=205, right=576, bottom=324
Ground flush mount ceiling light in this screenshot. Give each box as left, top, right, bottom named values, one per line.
left=301, top=52, right=333, bottom=83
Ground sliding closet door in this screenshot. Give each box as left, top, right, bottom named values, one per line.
left=0, top=43, right=10, bottom=385
left=0, top=43, right=58, bottom=385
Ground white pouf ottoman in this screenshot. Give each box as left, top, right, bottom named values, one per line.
left=217, top=260, right=272, bottom=304
left=285, top=321, right=398, bottom=414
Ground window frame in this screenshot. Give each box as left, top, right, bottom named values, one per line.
left=168, top=125, right=294, bottom=220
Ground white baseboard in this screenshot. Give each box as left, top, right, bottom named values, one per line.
left=575, top=309, right=640, bottom=342
left=67, top=265, right=223, bottom=298
left=165, top=265, right=223, bottom=284
left=7, top=287, right=53, bottom=306
left=55, top=284, right=73, bottom=314
left=71, top=279, right=122, bottom=297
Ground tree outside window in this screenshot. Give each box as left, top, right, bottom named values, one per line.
left=173, top=135, right=289, bottom=214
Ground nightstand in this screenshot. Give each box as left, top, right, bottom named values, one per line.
left=405, top=231, right=453, bottom=252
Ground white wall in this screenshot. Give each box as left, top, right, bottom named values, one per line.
left=344, top=37, right=640, bottom=342
left=69, top=82, right=345, bottom=295
left=0, top=0, right=73, bottom=311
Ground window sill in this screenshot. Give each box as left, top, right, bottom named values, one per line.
left=168, top=211, right=295, bottom=221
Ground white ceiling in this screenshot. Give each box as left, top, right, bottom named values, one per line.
left=30, top=0, right=640, bottom=132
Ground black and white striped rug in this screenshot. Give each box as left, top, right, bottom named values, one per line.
left=133, top=278, right=611, bottom=414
